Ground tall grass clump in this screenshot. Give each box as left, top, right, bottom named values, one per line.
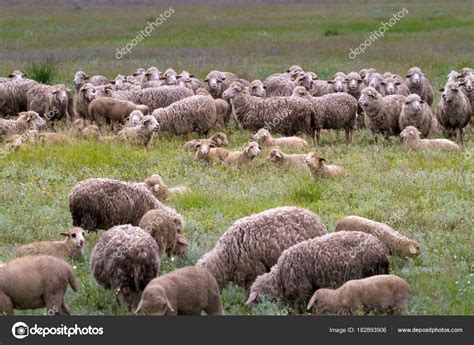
left=25, top=58, right=58, bottom=84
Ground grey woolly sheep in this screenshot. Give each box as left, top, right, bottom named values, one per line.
left=436, top=81, right=471, bottom=143
left=307, top=275, right=410, bottom=315
left=248, top=80, right=266, bottom=97
left=263, top=74, right=295, bottom=97
left=75, top=83, right=99, bottom=121
left=177, top=71, right=202, bottom=92
left=69, top=174, right=168, bottom=231
left=358, top=87, right=405, bottom=141
left=0, top=111, right=45, bottom=142
left=73, top=71, right=108, bottom=94
left=405, top=67, right=434, bottom=105
left=285, top=65, right=304, bottom=79
left=344, top=71, right=364, bottom=101
left=246, top=231, right=390, bottom=309
left=152, top=92, right=217, bottom=135
left=204, top=70, right=239, bottom=99
left=459, top=74, right=474, bottom=123
left=253, top=128, right=309, bottom=148
left=399, top=93, right=433, bottom=137
left=125, top=109, right=145, bottom=127
left=136, top=267, right=223, bottom=315
left=91, top=225, right=160, bottom=314
left=0, top=255, right=79, bottom=315
left=459, top=67, right=473, bottom=80
left=115, top=115, right=160, bottom=147
left=266, top=148, right=308, bottom=168
left=305, top=152, right=345, bottom=180
left=381, top=75, right=410, bottom=97
left=27, top=83, right=74, bottom=123
left=160, top=68, right=178, bottom=86
left=0, top=79, right=39, bottom=116
left=447, top=70, right=460, bottom=83
left=368, top=72, right=384, bottom=93
left=8, top=70, right=27, bottom=81
left=335, top=215, right=421, bottom=257
left=138, top=85, right=193, bottom=112
left=400, top=126, right=460, bottom=151
left=362, top=68, right=377, bottom=86
left=88, top=97, right=149, bottom=129
left=195, top=88, right=231, bottom=128
left=223, top=141, right=261, bottom=166
left=223, top=81, right=314, bottom=139
left=196, top=206, right=327, bottom=290
left=15, top=227, right=85, bottom=260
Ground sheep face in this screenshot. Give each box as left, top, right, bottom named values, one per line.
left=133, top=68, right=146, bottom=76
left=403, top=94, right=424, bottom=113
left=292, top=86, right=309, bottom=98
left=52, top=86, right=70, bottom=105
left=358, top=87, right=381, bottom=111
left=404, top=240, right=421, bottom=257
left=61, top=227, right=85, bottom=251
left=252, top=128, right=270, bottom=143
left=345, top=73, right=363, bottom=92
left=196, top=139, right=217, bottom=156
left=447, top=71, right=460, bottom=83
left=136, top=285, right=173, bottom=315
left=267, top=149, right=284, bottom=163
left=145, top=174, right=167, bottom=200
left=296, top=73, right=316, bottom=91
left=249, top=80, right=266, bottom=97
left=73, top=71, right=88, bottom=89
left=142, top=115, right=160, bottom=132
left=400, top=126, right=421, bottom=142
left=161, top=68, right=178, bottom=85
left=286, top=65, right=304, bottom=80
left=329, top=75, right=346, bottom=93
left=8, top=70, right=26, bottom=80
left=460, top=75, right=473, bottom=92
left=405, top=67, right=423, bottom=86
left=439, top=82, right=461, bottom=102
left=222, top=81, right=245, bottom=100
left=307, top=289, right=333, bottom=314
left=244, top=141, right=261, bottom=158
left=71, top=119, right=86, bottom=131
left=19, top=111, right=46, bottom=130
left=113, top=74, right=126, bottom=89
left=127, top=110, right=144, bottom=127
left=304, top=152, right=324, bottom=169
left=177, top=71, right=195, bottom=88
left=80, top=83, right=97, bottom=102
left=210, top=133, right=229, bottom=146
left=368, top=73, right=383, bottom=91
left=381, top=77, right=400, bottom=95
left=363, top=68, right=377, bottom=86
left=145, top=67, right=160, bottom=81
left=246, top=273, right=276, bottom=304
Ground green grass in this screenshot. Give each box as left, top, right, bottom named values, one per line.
left=25, top=57, right=58, bottom=84
left=0, top=0, right=473, bottom=316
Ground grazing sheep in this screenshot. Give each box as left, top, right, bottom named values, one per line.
left=358, top=87, right=405, bottom=141
left=91, top=225, right=160, bottom=314
left=399, top=94, right=433, bottom=137
left=138, top=86, right=194, bottom=112
left=246, top=231, right=390, bottom=309
left=88, top=97, right=149, bottom=129
left=223, top=141, right=261, bottom=166
left=435, top=81, right=471, bottom=143
left=15, top=227, right=85, bottom=260
left=82, top=124, right=112, bottom=142
left=266, top=148, right=307, bottom=168
left=72, top=71, right=108, bottom=94
left=0, top=111, right=45, bottom=142
left=335, top=215, right=420, bottom=257
left=69, top=174, right=167, bottom=231
left=139, top=207, right=186, bottom=257
left=253, top=128, right=309, bottom=149
left=381, top=75, right=410, bottom=97
left=248, top=80, right=266, bottom=97
left=307, top=275, right=410, bottom=315
left=0, top=255, right=79, bottom=315
left=152, top=92, right=217, bottom=135
left=405, top=67, right=434, bottom=105
left=177, top=71, right=202, bottom=92
left=196, top=206, right=327, bottom=290
left=204, top=70, right=239, bottom=98
left=400, top=126, right=460, bottom=151
left=115, top=115, right=160, bottom=147
left=136, top=267, right=223, bottom=315
left=223, top=81, right=314, bottom=139
left=305, top=152, right=345, bottom=180
left=263, top=74, right=295, bottom=97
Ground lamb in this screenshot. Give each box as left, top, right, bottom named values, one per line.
left=381, top=75, right=410, bottom=97
left=15, top=227, right=85, bottom=260
left=335, top=215, right=420, bottom=257
left=248, top=80, right=266, bottom=97
left=196, top=206, right=327, bottom=290
left=177, top=71, right=202, bottom=92
left=223, top=141, right=261, bottom=166
left=34, top=131, right=72, bottom=146
left=305, top=152, right=345, bottom=180
left=307, top=275, right=410, bottom=315
left=91, top=225, right=160, bottom=314
left=88, top=97, right=149, bottom=129
left=136, top=267, right=223, bottom=315
left=192, top=139, right=218, bottom=163
left=138, top=207, right=187, bottom=257
left=266, top=148, right=308, bottom=168
left=405, top=67, right=434, bottom=105
left=138, top=86, right=194, bottom=111
left=72, top=71, right=108, bottom=94
left=152, top=92, right=217, bottom=135
left=0, top=111, right=45, bottom=142
left=399, top=94, right=433, bottom=137
left=263, top=74, right=295, bottom=97
left=115, top=115, right=160, bottom=147
left=252, top=128, right=309, bottom=148
left=26, top=83, right=74, bottom=123
left=183, top=132, right=229, bottom=152
left=204, top=70, right=239, bottom=98
left=400, top=126, right=460, bottom=151
left=435, top=81, right=471, bottom=143
left=358, top=87, right=405, bottom=141
left=0, top=255, right=79, bottom=315
left=222, top=81, right=314, bottom=139
left=69, top=174, right=168, bottom=231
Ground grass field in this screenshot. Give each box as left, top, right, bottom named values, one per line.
left=0, top=0, right=473, bottom=315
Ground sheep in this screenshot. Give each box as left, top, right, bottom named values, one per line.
left=307, top=275, right=410, bottom=315
left=88, top=97, right=149, bottom=129
left=0, top=111, right=45, bottom=142
left=459, top=74, right=474, bottom=123
left=26, top=84, right=74, bottom=123
left=177, top=71, right=202, bottom=92
left=194, top=88, right=231, bottom=128
left=114, top=115, right=160, bottom=147
left=447, top=70, right=461, bottom=83
left=223, top=141, right=261, bottom=166
left=381, top=75, right=410, bottom=97
left=126, top=109, right=145, bottom=127
left=138, top=86, right=194, bottom=112
left=8, top=70, right=27, bottom=81
left=400, top=126, right=460, bottom=151
left=335, top=215, right=421, bottom=257
left=263, top=74, right=295, bottom=97
left=362, top=68, right=377, bottom=86
left=15, top=227, right=85, bottom=260
left=138, top=207, right=187, bottom=257
left=405, top=67, right=434, bottom=105
left=91, top=225, right=160, bottom=314
left=183, top=132, right=228, bottom=152
left=75, top=83, right=99, bottom=121
left=34, top=131, right=72, bottom=146
left=72, top=71, right=108, bottom=94
left=159, top=68, right=178, bottom=86
left=4, top=134, right=24, bottom=152
left=266, top=148, right=307, bottom=168
left=136, top=267, right=223, bottom=315
left=204, top=70, right=239, bottom=98
left=141, top=68, right=163, bottom=89
left=246, top=231, right=390, bottom=309
left=152, top=92, right=217, bottom=135
left=305, top=152, right=345, bottom=180
left=344, top=71, right=364, bottom=101
left=358, top=87, right=405, bottom=141
left=459, top=67, right=473, bottom=80
left=399, top=94, right=433, bottom=137
left=252, top=128, right=309, bottom=148
left=223, top=81, right=314, bottom=139
left=0, top=79, right=39, bottom=117
left=436, top=81, right=471, bottom=143
left=0, top=255, right=79, bottom=315
left=368, top=72, right=384, bottom=92
left=196, top=206, right=327, bottom=290
left=69, top=174, right=168, bottom=231
left=192, top=139, right=218, bottom=163
left=248, top=80, right=266, bottom=97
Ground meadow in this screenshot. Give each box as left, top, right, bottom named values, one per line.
left=0, top=0, right=473, bottom=315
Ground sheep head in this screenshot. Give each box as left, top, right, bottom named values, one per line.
left=135, top=285, right=174, bottom=315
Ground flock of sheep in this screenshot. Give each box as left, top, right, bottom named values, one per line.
left=0, top=63, right=472, bottom=316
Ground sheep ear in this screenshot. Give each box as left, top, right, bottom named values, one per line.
left=458, top=82, right=465, bottom=86
left=275, top=151, right=282, bottom=158
left=263, top=85, right=267, bottom=89
left=189, top=74, right=195, bottom=78
left=60, top=232, right=70, bottom=237
left=203, top=79, right=209, bottom=82
left=307, top=294, right=318, bottom=310
left=8, top=74, right=14, bottom=78
left=221, top=76, right=226, bottom=81
left=245, top=291, right=259, bottom=305
left=177, top=236, right=188, bottom=245
left=409, top=243, right=418, bottom=255
left=109, top=80, right=116, bottom=85
left=159, top=77, right=166, bottom=80
left=438, top=88, right=444, bottom=92
left=327, top=80, right=334, bottom=84
left=319, top=157, right=325, bottom=162
left=84, top=75, right=90, bottom=80
left=420, top=100, right=425, bottom=104
left=405, top=74, right=411, bottom=78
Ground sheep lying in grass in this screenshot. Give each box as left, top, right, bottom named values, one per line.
left=335, top=215, right=420, bottom=257
left=183, top=132, right=228, bottom=152
left=15, top=227, right=85, bottom=260
left=266, top=148, right=308, bottom=168
left=0, top=111, right=45, bottom=142
left=0, top=255, right=79, bottom=315
left=115, top=115, right=160, bottom=147
left=399, top=94, right=433, bottom=137
left=253, top=128, right=309, bottom=149
left=136, top=267, right=223, bottom=315
left=192, top=139, right=218, bottom=163
left=223, top=141, right=261, bottom=166
left=400, top=126, right=460, bottom=151
left=33, top=131, right=72, bottom=146
left=305, top=152, right=345, bottom=180
left=307, top=275, right=410, bottom=315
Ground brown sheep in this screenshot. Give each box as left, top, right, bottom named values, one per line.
left=305, top=152, right=345, bottom=180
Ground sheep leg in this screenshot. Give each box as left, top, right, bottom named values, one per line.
left=314, top=129, right=321, bottom=146
left=0, top=291, right=13, bottom=315
left=45, top=295, right=63, bottom=315
left=344, top=128, right=351, bottom=144
left=60, top=297, right=71, bottom=315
